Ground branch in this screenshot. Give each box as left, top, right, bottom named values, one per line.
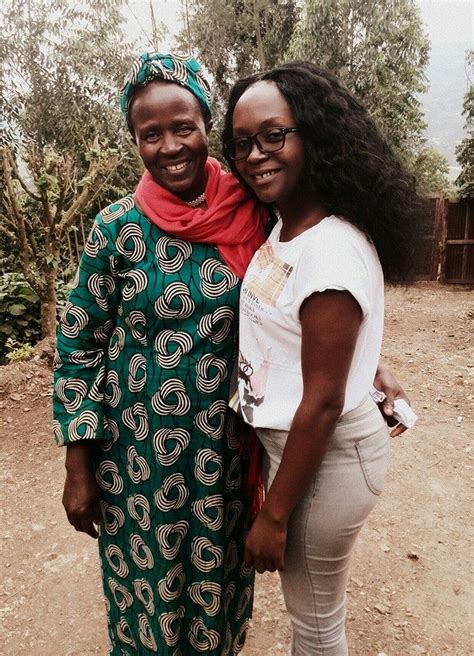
left=253, top=0, right=266, bottom=70
left=6, top=149, right=42, bottom=202
left=0, top=224, right=17, bottom=242
left=85, top=153, right=122, bottom=209
left=1, top=147, right=32, bottom=278
left=57, top=149, right=119, bottom=234
left=1, top=210, right=17, bottom=232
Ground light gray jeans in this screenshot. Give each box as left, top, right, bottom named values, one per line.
left=256, top=396, right=390, bottom=656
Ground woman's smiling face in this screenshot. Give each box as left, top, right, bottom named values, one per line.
left=130, top=80, right=211, bottom=202
left=231, top=81, right=305, bottom=207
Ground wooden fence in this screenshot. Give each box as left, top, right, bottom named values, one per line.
left=416, top=197, right=473, bottom=284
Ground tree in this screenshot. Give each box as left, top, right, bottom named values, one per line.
left=288, top=0, right=429, bottom=159
left=178, top=0, right=299, bottom=153
left=455, top=51, right=473, bottom=198
left=1, top=0, right=137, bottom=339
left=412, top=147, right=451, bottom=197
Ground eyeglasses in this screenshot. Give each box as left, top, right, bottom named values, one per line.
left=225, top=127, right=299, bottom=161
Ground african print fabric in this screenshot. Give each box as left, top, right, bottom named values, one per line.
left=53, top=196, right=254, bottom=655
left=120, top=52, right=212, bottom=119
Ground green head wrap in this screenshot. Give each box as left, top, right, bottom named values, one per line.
left=120, top=51, right=212, bottom=121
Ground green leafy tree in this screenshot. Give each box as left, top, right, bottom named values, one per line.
left=178, top=0, right=300, bottom=153
left=455, top=51, right=473, bottom=198
left=1, top=0, right=137, bottom=339
left=288, top=0, right=429, bottom=157
left=412, top=147, right=451, bottom=196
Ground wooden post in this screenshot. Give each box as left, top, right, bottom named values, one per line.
left=461, top=200, right=470, bottom=282
left=436, top=198, right=448, bottom=282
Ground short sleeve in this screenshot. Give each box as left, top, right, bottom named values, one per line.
left=292, top=221, right=374, bottom=319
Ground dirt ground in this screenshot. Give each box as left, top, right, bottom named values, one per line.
left=0, top=282, right=472, bottom=656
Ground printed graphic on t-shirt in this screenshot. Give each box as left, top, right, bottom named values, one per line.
left=245, top=242, right=293, bottom=307
left=238, top=349, right=272, bottom=423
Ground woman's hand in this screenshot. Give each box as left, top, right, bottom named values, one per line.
left=244, top=510, right=287, bottom=573
left=373, top=362, right=411, bottom=437
left=62, top=443, right=102, bottom=539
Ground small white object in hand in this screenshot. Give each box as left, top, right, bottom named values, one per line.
left=370, top=387, right=418, bottom=428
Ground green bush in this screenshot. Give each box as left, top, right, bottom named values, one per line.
left=4, top=338, right=35, bottom=362
left=0, top=273, right=70, bottom=362
left=0, top=273, right=41, bottom=359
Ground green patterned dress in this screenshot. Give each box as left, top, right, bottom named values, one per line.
left=53, top=196, right=254, bottom=655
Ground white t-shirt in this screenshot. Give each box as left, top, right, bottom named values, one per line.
left=238, top=215, right=384, bottom=430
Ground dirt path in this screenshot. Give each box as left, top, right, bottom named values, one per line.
left=1, top=282, right=472, bottom=655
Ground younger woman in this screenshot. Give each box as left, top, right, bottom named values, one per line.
left=223, top=62, right=422, bottom=655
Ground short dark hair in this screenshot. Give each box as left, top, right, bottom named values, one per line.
left=223, top=61, right=424, bottom=283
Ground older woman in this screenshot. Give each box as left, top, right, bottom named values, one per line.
left=54, top=52, right=408, bottom=655
left=54, top=53, right=265, bottom=656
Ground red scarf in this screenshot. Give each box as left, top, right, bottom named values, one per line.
left=134, top=157, right=266, bottom=279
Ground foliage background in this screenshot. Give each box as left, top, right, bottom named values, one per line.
left=0, top=0, right=470, bottom=359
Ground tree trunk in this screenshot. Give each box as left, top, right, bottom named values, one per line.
left=40, top=270, right=57, bottom=340
left=254, top=0, right=266, bottom=70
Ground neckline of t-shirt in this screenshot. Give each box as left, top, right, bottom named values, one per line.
left=273, top=214, right=337, bottom=245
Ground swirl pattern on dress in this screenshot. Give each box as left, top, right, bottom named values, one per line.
left=130, top=533, right=155, bottom=570
left=157, top=563, right=185, bottom=602
left=196, top=353, right=228, bottom=393
left=158, top=606, right=185, bottom=647
left=191, top=537, right=223, bottom=573
left=155, top=329, right=194, bottom=369
left=127, top=353, right=147, bottom=392
left=97, top=460, right=124, bottom=495
left=192, top=494, right=224, bottom=531
left=127, top=494, right=151, bottom=532
left=188, top=581, right=222, bottom=616
left=194, top=400, right=227, bottom=439
left=105, top=544, right=129, bottom=578
left=156, top=521, right=189, bottom=560
left=101, top=501, right=126, bottom=536
left=87, top=273, right=116, bottom=311
left=138, top=612, right=158, bottom=652
left=122, top=269, right=148, bottom=302
left=116, top=616, right=136, bottom=648
left=100, top=196, right=135, bottom=224
left=122, top=402, right=149, bottom=440
left=55, top=378, right=88, bottom=414
left=108, top=577, right=133, bottom=612
left=127, top=445, right=151, bottom=484
left=133, top=578, right=155, bottom=615
left=68, top=409, right=99, bottom=442
left=60, top=302, right=89, bottom=338
left=194, top=449, right=223, bottom=486
left=154, top=473, right=189, bottom=512
left=116, top=224, right=146, bottom=262
left=197, top=306, right=234, bottom=343
left=188, top=617, right=221, bottom=652
left=152, top=427, right=191, bottom=466
left=151, top=379, right=191, bottom=416
left=156, top=236, right=192, bottom=273
left=154, top=282, right=196, bottom=319
left=200, top=258, right=239, bottom=298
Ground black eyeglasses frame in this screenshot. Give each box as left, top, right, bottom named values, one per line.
left=224, top=127, right=299, bottom=161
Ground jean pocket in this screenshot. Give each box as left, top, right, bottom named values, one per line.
left=355, top=428, right=390, bottom=496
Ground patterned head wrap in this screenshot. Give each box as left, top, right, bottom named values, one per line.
left=120, top=52, right=212, bottom=120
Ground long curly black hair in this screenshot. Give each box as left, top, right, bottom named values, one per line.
left=222, top=61, right=425, bottom=283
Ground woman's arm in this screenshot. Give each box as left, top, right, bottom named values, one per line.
left=54, top=213, right=120, bottom=537
left=244, top=289, right=363, bottom=573
left=373, top=362, right=411, bottom=437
